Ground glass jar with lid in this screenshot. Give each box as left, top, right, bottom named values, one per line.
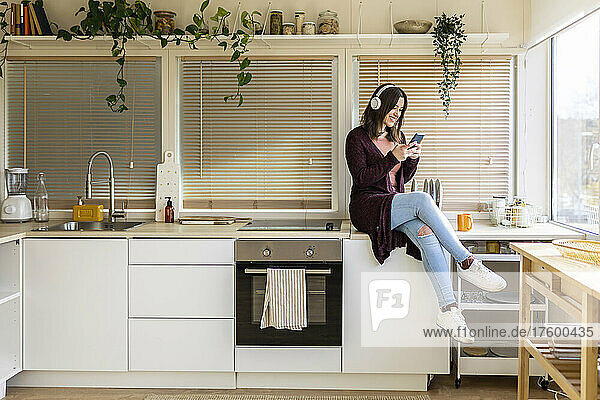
left=269, top=10, right=283, bottom=35
left=302, top=22, right=316, bottom=35
left=317, top=10, right=339, bottom=34
left=294, top=11, right=305, bottom=35
left=282, top=23, right=295, bottom=35
left=154, top=10, right=176, bottom=35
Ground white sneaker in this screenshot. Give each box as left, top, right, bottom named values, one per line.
left=457, top=258, right=507, bottom=292
left=436, top=307, right=474, bottom=344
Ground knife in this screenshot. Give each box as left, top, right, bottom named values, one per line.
left=428, top=179, right=435, bottom=202
left=422, top=178, right=429, bottom=194
left=410, top=179, right=416, bottom=192
left=435, top=179, right=442, bottom=208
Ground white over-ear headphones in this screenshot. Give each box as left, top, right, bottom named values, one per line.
left=369, top=84, right=396, bottom=110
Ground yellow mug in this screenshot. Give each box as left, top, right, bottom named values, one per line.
left=457, top=213, right=473, bottom=231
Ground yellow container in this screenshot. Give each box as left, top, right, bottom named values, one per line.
left=73, top=204, right=104, bottom=222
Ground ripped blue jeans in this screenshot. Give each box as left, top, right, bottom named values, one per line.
left=391, top=191, right=471, bottom=307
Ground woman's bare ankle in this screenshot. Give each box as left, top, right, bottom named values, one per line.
left=459, top=255, right=475, bottom=270
left=441, top=302, right=458, bottom=312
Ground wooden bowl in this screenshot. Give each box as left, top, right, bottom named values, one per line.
left=393, top=20, right=432, bottom=34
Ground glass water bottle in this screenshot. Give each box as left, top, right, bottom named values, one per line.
left=33, top=172, right=49, bottom=222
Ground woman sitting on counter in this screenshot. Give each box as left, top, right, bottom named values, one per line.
left=345, top=83, right=507, bottom=343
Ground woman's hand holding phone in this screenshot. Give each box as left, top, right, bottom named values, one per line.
left=407, top=142, right=421, bottom=159
left=392, top=143, right=415, bottom=162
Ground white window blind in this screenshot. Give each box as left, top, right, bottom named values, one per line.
left=357, top=56, right=512, bottom=211
left=180, top=58, right=336, bottom=210
left=5, top=58, right=162, bottom=209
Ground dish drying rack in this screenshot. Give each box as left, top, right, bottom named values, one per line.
left=488, top=198, right=543, bottom=228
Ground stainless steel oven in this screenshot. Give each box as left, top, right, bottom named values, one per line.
left=235, top=239, right=342, bottom=346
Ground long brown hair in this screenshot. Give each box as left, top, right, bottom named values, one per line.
left=360, top=83, right=408, bottom=143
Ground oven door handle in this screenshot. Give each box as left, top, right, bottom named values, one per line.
left=243, top=268, right=332, bottom=275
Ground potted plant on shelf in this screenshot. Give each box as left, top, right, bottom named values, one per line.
left=431, top=13, right=467, bottom=117
left=0, top=0, right=260, bottom=112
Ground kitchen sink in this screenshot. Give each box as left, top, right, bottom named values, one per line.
left=35, top=221, right=146, bottom=232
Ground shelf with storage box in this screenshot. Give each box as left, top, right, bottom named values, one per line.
left=6, top=32, right=510, bottom=51
left=453, top=242, right=548, bottom=387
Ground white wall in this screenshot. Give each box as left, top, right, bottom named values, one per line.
left=529, top=0, right=600, bottom=45
left=42, top=0, right=525, bottom=47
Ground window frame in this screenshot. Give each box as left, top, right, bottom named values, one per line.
left=549, top=13, right=600, bottom=235
left=0, top=53, right=165, bottom=212
left=349, top=52, right=515, bottom=215
left=173, top=48, right=347, bottom=219
left=1, top=49, right=169, bottom=219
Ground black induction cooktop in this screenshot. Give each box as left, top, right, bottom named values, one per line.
left=238, top=219, right=342, bottom=231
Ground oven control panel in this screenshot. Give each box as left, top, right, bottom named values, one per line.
left=236, top=240, right=342, bottom=262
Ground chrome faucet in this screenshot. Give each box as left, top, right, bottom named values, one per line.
left=86, top=151, right=125, bottom=222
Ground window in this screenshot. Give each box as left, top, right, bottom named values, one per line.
left=356, top=56, right=512, bottom=211
left=5, top=58, right=162, bottom=210
left=552, top=13, right=600, bottom=233
left=180, top=57, right=336, bottom=210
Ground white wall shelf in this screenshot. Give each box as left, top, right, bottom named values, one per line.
left=6, top=33, right=510, bottom=51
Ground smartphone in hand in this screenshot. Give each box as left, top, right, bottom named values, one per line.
left=407, top=133, right=425, bottom=149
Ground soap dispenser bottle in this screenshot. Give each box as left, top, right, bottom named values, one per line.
left=164, top=196, right=175, bottom=223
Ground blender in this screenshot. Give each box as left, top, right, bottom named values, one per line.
left=1, top=168, right=33, bottom=222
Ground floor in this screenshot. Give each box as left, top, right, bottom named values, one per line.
left=4, top=376, right=557, bottom=399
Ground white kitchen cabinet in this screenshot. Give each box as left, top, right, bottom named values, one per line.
left=23, top=238, right=127, bottom=371
left=342, top=239, right=450, bottom=374
left=129, top=239, right=234, bottom=265
left=0, top=240, right=22, bottom=399
left=129, top=264, right=234, bottom=318
left=129, top=319, right=234, bottom=371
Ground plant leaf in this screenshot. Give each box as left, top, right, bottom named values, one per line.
left=200, top=0, right=209, bottom=12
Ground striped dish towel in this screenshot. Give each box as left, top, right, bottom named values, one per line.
left=260, top=268, right=307, bottom=331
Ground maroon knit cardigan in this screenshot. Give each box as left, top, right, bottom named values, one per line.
left=345, top=126, right=422, bottom=264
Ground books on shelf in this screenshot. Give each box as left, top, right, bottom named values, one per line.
left=10, top=2, right=52, bottom=36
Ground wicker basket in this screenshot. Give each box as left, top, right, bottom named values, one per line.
left=552, top=239, right=600, bottom=265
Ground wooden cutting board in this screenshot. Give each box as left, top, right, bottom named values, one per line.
left=155, top=151, right=180, bottom=222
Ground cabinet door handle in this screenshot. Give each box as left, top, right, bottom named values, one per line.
left=255, top=289, right=326, bottom=295
left=243, top=268, right=331, bottom=275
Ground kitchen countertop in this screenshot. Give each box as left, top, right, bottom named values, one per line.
left=350, top=220, right=586, bottom=241
left=0, top=219, right=585, bottom=246
left=0, top=219, right=353, bottom=245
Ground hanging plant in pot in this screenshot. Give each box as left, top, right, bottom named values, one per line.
left=52, top=0, right=260, bottom=112
left=431, top=13, right=466, bottom=117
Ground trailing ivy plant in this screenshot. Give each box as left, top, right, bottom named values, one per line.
left=55, top=0, right=259, bottom=112
left=431, top=13, right=466, bottom=117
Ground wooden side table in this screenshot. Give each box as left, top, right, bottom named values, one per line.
left=512, top=242, right=600, bottom=400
